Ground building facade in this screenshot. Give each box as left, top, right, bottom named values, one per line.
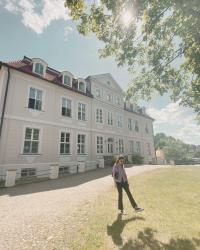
left=0, top=56, right=156, bottom=183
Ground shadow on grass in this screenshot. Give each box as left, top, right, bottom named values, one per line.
left=108, top=221, right=200, bottom=250
left=107, top=213, right=145, bottom=246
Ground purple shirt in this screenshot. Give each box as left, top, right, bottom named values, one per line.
left=112, top=163, right=128, bottom=183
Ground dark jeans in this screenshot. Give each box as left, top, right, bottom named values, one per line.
left=116, top=180, right=137, bottom=211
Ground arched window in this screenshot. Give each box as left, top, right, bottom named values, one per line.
left=62, top=71, right=73, bottom=87
left=32, top=58, right=47, bottom=76
left=64, top=75, right=71, bottom=86
left=79, top=81, right=86, bottom=92
left=35, top=63, right=44, bottom=75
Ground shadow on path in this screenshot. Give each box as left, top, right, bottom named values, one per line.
left=0, top=167, right=112, bottom=196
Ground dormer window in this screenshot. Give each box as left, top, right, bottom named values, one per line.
left=64, top=75, right=71, bottom=85
left=32, top=58, right=47, bottom=76
left=62, top=71, right=73, bottom=87
left=35, top=63, right=44, bottom=75
left=78, top=79, right=86, bottom=92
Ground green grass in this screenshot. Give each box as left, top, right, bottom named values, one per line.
left=64, top=167, right=200, bottom=250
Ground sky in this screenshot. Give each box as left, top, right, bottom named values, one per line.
left=0, top=0, right=199, bottom=145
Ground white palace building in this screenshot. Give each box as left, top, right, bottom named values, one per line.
left=0, top=56, right=156, bottom=186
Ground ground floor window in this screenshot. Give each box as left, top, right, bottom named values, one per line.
left=119, top=139, right=124, bottom=154
left=21, top=168, right=36, bottom=178
left=108, top=138, right=114, bottom=154
left=60, top=132, right=70, bottom=154
left=77, top=134, right=86, bottom=154
left=130, top=141, right=134, bottom=154
left=59, top=166, right=70, bottom=175
left=97, top=136, right=103, bottom=154
left=23, top=128, right=40, bottom=154
left=136, top=141, right=141, bottom=154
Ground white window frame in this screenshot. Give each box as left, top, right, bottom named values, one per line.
left=60, top=131, right=71, bottom=155
left=22, top=127, right=41, bottom=154
left=96, top=108, right=103, bottom=123
left=77, top=133, right=87, bottom=155
left=107, top=111, right=113, bottom=125
left=78, top=102, right=86, bottom=121
left=119, top=139, right=124, bottom=154
left=128, top=118, right=132, bottom=131
left=130, top=141, right=134, bottom=154
left=147, top=143, right=151, bottom=155
left=32, top=58, right=47, bottom=76
left=96, top=136, right=104, bottom=154
left=106, top=93, right=112, bottom=102
left=61, top=97, right=72, bottom=118
left=135, top=120, right=139, bottom=132
left=107, top=137, right=114, bottom=154
left=78, top=79, right=86, bottom=92
left=117, top=114, right=123, bottom=128
left=28, top=87, right=43, bottom=111
left=21, top=125, right=43, bottom=155
left=136, top=141, right=141, bottom=154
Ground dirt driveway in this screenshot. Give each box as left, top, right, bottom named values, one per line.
left=0, top=165, right=167, bottom=250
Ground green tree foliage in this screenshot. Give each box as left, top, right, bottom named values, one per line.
left=65, top=0, right=200, bottom=120
left=154, top=133, right=200, bottom=164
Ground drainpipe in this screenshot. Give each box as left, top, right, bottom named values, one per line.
left=0, top=65, right=10, bottom=141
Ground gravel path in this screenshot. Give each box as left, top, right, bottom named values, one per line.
left=0, top=165, right=168, bottom=250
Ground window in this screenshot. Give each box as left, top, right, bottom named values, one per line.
left=79, top=81, right=86, bottom=92
left=135, top=120, right=139, bottom=132
left=21, top=168, right=36, bottom=178
left=108, top=138, right=114, bottom=154
left=63, top=75, right=71, bottom=86
left=128, top=118, right=132, bottom=131
left=147, top=143, right=151, bottom=155
left=35, top=63, right=44, bottom=75
left=117, top=114, right=123, bottom=128
left=28, top=87, right=42, bottom=111
left=97, top=136, right=103, bottom=154
left=119, top=139, right=124, bottom=154
left=145, top=123, right=149, bottom=134
left=107, top=93, right=111, bottom=102
left=62, top=98, right=72, bottom=117
left=96, top=89, right=101, bottom=98
left=78, top=103, right=86, bottom=120
left=59, top=166, right=70, bottom=175
left=136, top=141, right=141, bottom=154
left=108, top=112, right=113, bottom=125
left=116, top=97, right=120, bottom=105
left=23, top=128, right=40, bottom=154
left=96, top=109, right=103, bottom=123
left=77, top=134, right=86, bottom=154
left=60, top=132, right=70, bottom=154
left=130, top=141, right=134, bottom=154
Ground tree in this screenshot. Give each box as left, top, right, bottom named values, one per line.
left=64, top=0, right=200, bottom=120
left=154, top=132, right=200, bottom=164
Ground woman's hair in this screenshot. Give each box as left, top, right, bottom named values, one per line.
left=116, top=155, right=125, bottom=164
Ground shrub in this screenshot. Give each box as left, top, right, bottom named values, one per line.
left=131, top=153, right=144, bottom=164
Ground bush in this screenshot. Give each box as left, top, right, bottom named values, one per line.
left=131, top=153, right=144, bottom=164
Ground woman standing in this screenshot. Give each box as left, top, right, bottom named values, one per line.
left=112, top=155, right=144, bottom=214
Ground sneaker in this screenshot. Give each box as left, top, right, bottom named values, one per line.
left=135, top=207, right=144, bottom=213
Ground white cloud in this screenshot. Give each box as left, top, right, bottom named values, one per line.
left=1, top=0, right=71, bottom=34
left=147, top=100, right=194, bottom=125
left=146, top=101, right=200, bottom=145
left=64, top=26, right=73, bottom=41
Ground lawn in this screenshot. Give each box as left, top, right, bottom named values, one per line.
left=65, top=167, right=200, bottom=250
